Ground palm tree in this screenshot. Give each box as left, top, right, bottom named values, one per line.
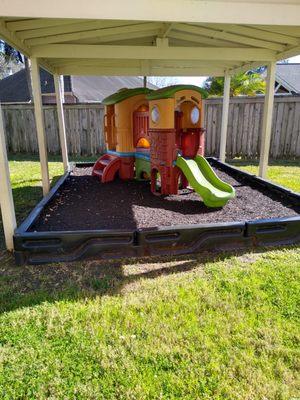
left=204, top=72, right=266, bottom=97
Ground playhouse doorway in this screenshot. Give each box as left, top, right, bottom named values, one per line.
left=175, top=101, right=202, bottom=158
left=151, top=168, right=161, bottom=194
left=104, top=105, right=117, bottom=151
left=133, top=105, right=150, bottom=148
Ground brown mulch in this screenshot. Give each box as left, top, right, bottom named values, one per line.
left=30, top=166, right=299, bottom=232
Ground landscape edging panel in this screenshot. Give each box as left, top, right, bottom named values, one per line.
left=16, top=171, right=71, bottom=233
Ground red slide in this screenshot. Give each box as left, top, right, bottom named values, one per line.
left=92, top=153, right=121, bottom=183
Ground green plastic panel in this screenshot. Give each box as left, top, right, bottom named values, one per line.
left=135, top=158, right=151, bottom=180
left=146, top=84, right=208, bottom=101
left=102, top=87, right=153, bottom=105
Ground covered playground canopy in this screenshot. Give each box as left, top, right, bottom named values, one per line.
left=1, top=0, right=300, bottom=250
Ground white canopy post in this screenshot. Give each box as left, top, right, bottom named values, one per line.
left=219, top=71, right=231, bottom=163
left=0, top=104, right=16, bottom=251
left=30, top=56, right=50, bottom=195
left=54, top=74, right=69, bottom=172
left=259, top=61, right=276, bottom=178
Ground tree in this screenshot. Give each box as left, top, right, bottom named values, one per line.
left=204, top=72, right=266, bottom=97
left=1, top=41, right=22, bottom=64
left=0, top=41, right=23, bottom=78
left=0, top=41, right=33, bottom=101
left=147, top=76, right=180, bottom=88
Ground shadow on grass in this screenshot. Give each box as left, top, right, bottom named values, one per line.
left=1, top=154, right=298, bottom=314
left=0, top=245, right=282, bottom=315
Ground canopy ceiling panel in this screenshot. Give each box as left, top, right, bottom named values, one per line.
left=0, top=1, right=300, bottom=76
left=1, top=0, right=300, bottom=25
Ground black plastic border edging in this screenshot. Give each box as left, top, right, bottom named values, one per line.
left=207, top=157, right=300, bottom=205
left=13, top=159, right=300, bottom=265
left=16, top=171, right=71, bottom=233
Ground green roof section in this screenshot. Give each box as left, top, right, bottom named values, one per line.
left=102, top=87, right=153, bottom=105
left=146, top=84, right=208, bottom=100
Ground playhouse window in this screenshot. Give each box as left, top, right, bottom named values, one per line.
left=136, top=137, right=150, bottom=148
left=151, top=106, right=160, bottom=123
left=191, top=106, right=200, bottom=124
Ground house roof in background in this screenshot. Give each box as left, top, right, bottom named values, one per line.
left=0, top=69, right=157, bottom=103
left=275, top=63, right=300, bottom=94
left=71, top=76, right=157, bottom=103
left=0, top=69, right=71, bottom=102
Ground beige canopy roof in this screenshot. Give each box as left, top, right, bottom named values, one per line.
left=1, top=0, right=300, bottom=77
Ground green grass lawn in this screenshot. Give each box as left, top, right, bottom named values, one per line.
left=0, top=154, right=299, bottom=399
left=229, top=158, right=300, bottom=193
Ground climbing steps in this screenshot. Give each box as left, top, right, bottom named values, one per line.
left=92, top=153, right=121, bottom=183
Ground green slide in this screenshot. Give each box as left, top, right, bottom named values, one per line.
left=176, top=155, right=235, bottom=208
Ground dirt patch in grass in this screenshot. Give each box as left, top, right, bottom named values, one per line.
left=30, top=166, right=299, bottom=231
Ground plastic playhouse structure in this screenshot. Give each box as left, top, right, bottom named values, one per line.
left=92, top=85, right=235, bottom=207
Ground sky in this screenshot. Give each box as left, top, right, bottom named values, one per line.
left=151, top=55, right=300, bottom=88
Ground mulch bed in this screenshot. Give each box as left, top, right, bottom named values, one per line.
left=30, top=166, right=299, bottom=231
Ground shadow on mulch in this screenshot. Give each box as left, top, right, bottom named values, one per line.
left=0, top=246, right=285, bottom=314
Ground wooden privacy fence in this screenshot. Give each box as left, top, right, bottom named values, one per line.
left=204, top=96, right=300, bottom=158
left=2, top=103, right=106, bottom=156
left=2, top=96, right=300, bottom=158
